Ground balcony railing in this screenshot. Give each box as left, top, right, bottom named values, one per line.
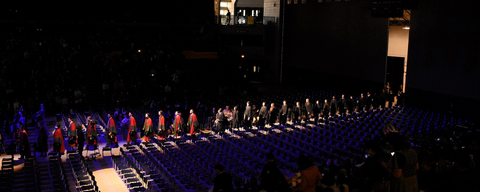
left=216, top=15, right=278, bottom=26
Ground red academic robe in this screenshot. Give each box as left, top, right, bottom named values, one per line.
left=37, top=126, right=48, bottom=152
left=108, top=118, right=118, bottom=143
left=158, top=115, right=166, bottom=140
left=127, top=116, right=137, bottom=142
left=69, top=122, right=77, bottom=147
left=173, top=115, right=182, bottom=136
left=53, top=128, right=65, bottom=153
left=143, top=118, right=153, bottom=142
left=189, top=113, right=199, bottom=135
left=87, top=123, right=97, bottom=145
left=20, top=130, right=31, bottom=156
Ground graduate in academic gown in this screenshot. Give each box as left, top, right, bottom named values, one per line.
left=330, top=96, right=338, bottom=116
left=157, top=110, right=166, bottom=140
left=259, top=102, right=268, bottom=128
left=322, top=99, right=330, bottom=117
left=293, top=102, right=302, bottom=123
left=187, top=109, right=199, bottom=135
left=127, top=112, right=137, bottom=145
left=53, top=123, right=65, bottom=155
left=280, top=100, right=288, bottom=125
left=143, top=113, right=153, bottom=142
left=106, top=113, right=118, bottom=147
left=37, top=124, right=48, bottom=157
left=267, top=103, right=278, bottom=125
left=68, top=117, right=77, bottom=150
left=86, top=117, right=98, bottom=149
left=216, top=109, right=225, bottom=134
left=305, top=98, right=314, bottom=119
left=244, top=101, right=252, bottom=130
left=232, top=106, right=240, bottom=130
left=19, top=125, right=31, bottom=159
left=173, top=111, right=182, bottom=137
left=338, top=95, right=347, bottom=114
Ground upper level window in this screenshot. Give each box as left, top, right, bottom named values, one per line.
left=220, top=2, right=228, bottom=7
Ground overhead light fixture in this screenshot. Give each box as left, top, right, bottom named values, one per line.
left=402, top=26, right=410, bottom=30
left=241, top=55, right=245, bottom=58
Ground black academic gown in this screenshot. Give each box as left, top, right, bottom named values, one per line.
left=305, top=102, right=313, bottom=118
left=338, top=98, right=347, bottom=114
left=216, top=112, right=225, bottom=132
left=322, top=102, right=330, bottom=116
left=330, top=99, right=338, bottom=115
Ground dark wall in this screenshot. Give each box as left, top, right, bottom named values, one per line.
left=406, top=0, right=480, bottom=123
left=282, top=0, right=388, bottom=88
left=407, top=0, right=480, bottom=101
left=3, top=1, right=214, bottom=24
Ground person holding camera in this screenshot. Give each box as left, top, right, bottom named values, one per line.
left=143, top=113, right=153, bottom=142
left=127, top=112, right=138, bottom=145
left=53, top=123, right=65, bottom=157
left=106, top=113, right=118, bottom=148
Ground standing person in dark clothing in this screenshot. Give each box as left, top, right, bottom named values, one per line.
left=330, top=96, right=338, bottom=116
left=267, top=103, right=278, bottom=126
left=360, top=140, right=387, bottom=192
left=216, top=108, right=225, bottom=134
left=19, top=125, right=31, bottom=159
left=322, top=99, right=330, bottom=117
left=314, top=100, right=321, bottom=118
left=37, top=125, right=48, bottom=157
left=77, top=127, right=85, bottom=157
left=213, top=164, right=234, bottom=192
left=232, top=106, right=240, bottom=131
left=294, top=155, right=323, bottom=192
left=259, top=102, right=268, bottom=128
left=365, top=92, right=373, bottom=110
left=359, top=93, right=366, bottom=111
left=252, top=105, right=260, bottom=127
left=383, top=132, right=419, bottom=192
left=348, top=96, right=356, bottom=113
left=338, top=95, right=347, bottom=114
left=388, top=90, right=395, bottom=107
left=280, top=100, right=288, bottom=125
left=244, top=101, right=252, bottom=131
left=209, top=107, right=217, bottom=130
left=293, top=102, right=302, bottom=124
left=261, top=153, right=289, bottom=192
left=396, top=90, right=404, bottom=106
left=380, top=89, right=387, bottom=108
left=305, top=98, right=313, bottom=119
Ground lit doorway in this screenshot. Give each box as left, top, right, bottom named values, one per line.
left=387, top=10, right=410, bottom=94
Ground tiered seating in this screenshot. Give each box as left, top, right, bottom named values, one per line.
left=67, top=152, right=98, bottom=192
left=7, top=156, right=38, bottom=191
left=0, top=157, right=14, bottom=191
left=115, top=145, right=151, bottom=191
left=138, top=142, right=173, bottom=191
left=47, top=154, right=70, bottom=192
left=159, top=141, right=212, bottom=191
